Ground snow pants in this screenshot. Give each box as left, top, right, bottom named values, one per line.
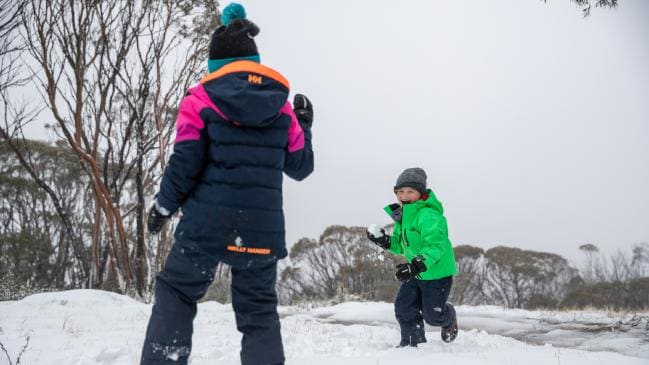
left=140, top=239, right=284, bottom=365
left=394, top=275, right=454, bottom=346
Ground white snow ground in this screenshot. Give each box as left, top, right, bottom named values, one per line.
left=0, top=290, right=647, bottom=365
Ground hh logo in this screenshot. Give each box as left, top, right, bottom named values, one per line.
left=248, top=74, right=262, bottom=84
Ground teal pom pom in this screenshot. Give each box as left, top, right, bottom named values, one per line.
left=221, top=3, right=246, bottom=26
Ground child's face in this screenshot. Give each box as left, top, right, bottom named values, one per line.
left=395, top=187, right=422, bottom=205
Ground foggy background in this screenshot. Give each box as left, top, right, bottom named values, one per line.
left=244, top=0, right=649, bottom=261
left=21, top=0, right=649, bottom=261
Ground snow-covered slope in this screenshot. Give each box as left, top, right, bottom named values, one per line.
left=0, top=290, right=646, bottom=365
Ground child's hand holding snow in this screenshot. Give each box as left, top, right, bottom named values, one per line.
left=367, top=224, right=384, bottom=238
left=366, top=224, right=390, bottom=250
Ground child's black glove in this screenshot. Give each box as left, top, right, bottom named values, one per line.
left=366, top=228, right=390, bottom=250
left=147, top=202, right=170, bottom=234
left=293, top=94, right=313, bottom=129
left=395, top=256, right=427, bottom=282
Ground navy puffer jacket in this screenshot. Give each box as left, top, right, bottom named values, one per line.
left=156, top=60, right=313, bottom=266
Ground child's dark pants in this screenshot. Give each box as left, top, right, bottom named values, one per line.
left=140, top=239, right=284, bottom=365
left=394, top=275, right=454, bottom=346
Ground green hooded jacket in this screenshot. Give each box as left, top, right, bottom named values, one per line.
left=384, top=189, right=458, bottom=280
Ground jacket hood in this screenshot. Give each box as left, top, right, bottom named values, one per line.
left=199, top=60, right=290, bottom=127
left=418, top=189, right=444, bottom=214
left=384, top=189, right=444, bottom=222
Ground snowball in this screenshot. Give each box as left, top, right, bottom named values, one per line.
left=367, top=224, right=384, bottom=238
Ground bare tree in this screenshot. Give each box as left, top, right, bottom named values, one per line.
left=0, top=140, right=90, bottom=297
left=288, top=229, right=353, bottom=299
left=543, top=0, right=619, bottom=17
left=0, top=0, right=26, bottom=89
left=570, top=0, right=618, bottom=16
left=578, top=243, right=601, bottom=283
left=201, top=263, right=232, bottom=303
left=484, top=246, right=577, bottom=308
left=18, top=0, right=137, bottom=292
left=450, top=245, right=485, bottom=305
left=629, top=242, right=649, bottom=278
left=608, top=249, right=633, bottom=282
left=15, top=0, right=217, bottom=296
left=101, top=0, right=218, bottom=295
left=1, top=0, right=91, bottom=290
left=279, top=225, right=401, bottom=304
left=577, top=243, right=648, bottom=283
left=0, top=335, right=30, bottom=365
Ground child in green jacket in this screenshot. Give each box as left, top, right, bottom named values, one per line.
left=367, top=167, right=458, bottom=346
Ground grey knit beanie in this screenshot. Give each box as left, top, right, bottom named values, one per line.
left=394, top=167, right=427, bottom=195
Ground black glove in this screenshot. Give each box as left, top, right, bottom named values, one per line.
left=293, top=93, right=313, bottom=129
left=147, top=202, right=170, bottom=234
left=366, top=228, right=390, bottom=250
left=395, top=256, right=427, bottom=282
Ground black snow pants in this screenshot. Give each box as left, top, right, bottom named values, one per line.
left=394, top=275, right=454, bottom=346
left=140, top=239, right=284, bottom=365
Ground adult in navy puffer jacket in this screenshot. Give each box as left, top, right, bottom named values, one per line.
left=140, top=4, right=313, bottom=365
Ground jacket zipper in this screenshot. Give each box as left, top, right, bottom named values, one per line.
left=400, top=205, right=409, bottom=247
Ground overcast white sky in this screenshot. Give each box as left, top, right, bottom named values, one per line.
left=236, top=0, right=649, bottom=261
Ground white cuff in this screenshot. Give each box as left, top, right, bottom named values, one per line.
left=155, top=200, right=171, bottom=217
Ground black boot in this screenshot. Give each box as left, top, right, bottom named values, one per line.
left=441, top=304, right=458, bottom=343
left=396, top=339, right=418, bottom=348
left=396, top=331, right=424, bottom=348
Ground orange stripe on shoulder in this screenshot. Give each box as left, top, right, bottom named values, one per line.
left=201, top=61, right=290, bottom=89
